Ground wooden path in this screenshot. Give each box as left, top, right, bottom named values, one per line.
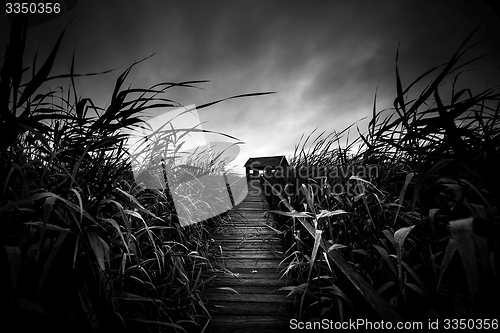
left=204, top=178, right=296, bottom=333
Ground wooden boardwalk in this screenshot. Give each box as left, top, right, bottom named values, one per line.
left=204, top=178, right=296, bottom=333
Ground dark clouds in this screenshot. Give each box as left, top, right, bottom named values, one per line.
left=1, top=0, right=499, bottom=173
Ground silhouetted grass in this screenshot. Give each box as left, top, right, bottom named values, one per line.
left=0, top=14, right=271, bottom=333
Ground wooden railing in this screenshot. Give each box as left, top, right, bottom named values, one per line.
left=260, top=176, right=411, bottom=332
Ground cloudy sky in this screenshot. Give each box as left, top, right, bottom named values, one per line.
left=1, top=0, right=499, bottom=175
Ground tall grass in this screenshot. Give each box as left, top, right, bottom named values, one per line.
left=0, top=14, right=270, bottom=332
left=263, top=27, right=500, bottom=322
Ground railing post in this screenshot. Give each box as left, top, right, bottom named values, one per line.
left=223, top=171, right=235, bottom=207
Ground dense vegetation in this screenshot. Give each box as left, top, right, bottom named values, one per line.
left=263, top=27, right=500, bottom=323
left=0, top=14, right=260, bottom=332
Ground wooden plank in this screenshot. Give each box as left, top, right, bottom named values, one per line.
left=223, top=221, right=273, bottom=226
left=224, top=220, right=272, bottom=223
left=229, top=211, right=268, bottom=215
left=218, top=228, right=277, bottom=233
left=227, top=217, right=274, bottom=221
left=231, top=206, right=268, bottom=211
left=207, top=315, right=291, bottom=325
left=206, top=267, right=284, bottom=274
left=206, top=301, right=295, bottom=315
left=218, top=228, right=276, bottom=232
left=218, top=259, right=284, bottom=267
left=215, top=226, right=272, bottom=230
left=214, top=228, right=276, bottom=234
left=213, top=239, right=281, bottom=244
left=213, top=232, right=278, bottom=236
left=225, top=222, right=275, bottom=226
left=212, top=237, right=281, bottom=243
left=212, top=236, right=280, bottom=242
left=237, top=198, right=266, bottom=201
left=205, top=273, right=286, bottom=281
left=206, top=315, right=291, bottom=333
left=234, top=207, right=269, bottom=211
left=215, top=232, right=277, bottom=238
left=210, top=252, right=285, bottom=258
left=222, top=222, right=272, bottom=226
left=228, top=216, right=272, bottom=221
left=205, top=270, right=286, bottom=279
left=214, top=259, right=286, bottom=269
left=218, top=226, right=275, bottom=230
left=204, top=293, right=297, bottom=303
left=206, top=270, right=286, bottom=279
left=218, top=227, right=270, bottom=232
left=217, top=223, right=273, bottom=227
left=222, top=224, right=276, bottom=228
left=235, top=201, right=269, bottom=205
left=207, top=278, right=288, bottom=287
left=209, top=247, right=284, bottom=252
left=211, top=252, right=282, bottom=259
left=204, top=269, right=288, bottom=286
left=212, top=243, right=282, bottom=251
left=203, top=285, right=289, bottom=294
left=235, top=202, right=267, bottom=206
left=228, top=215, right=270, bottom=220
left=214, top=241, right=281, bottom=247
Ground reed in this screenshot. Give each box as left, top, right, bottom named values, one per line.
left=264, top=26, right=500, bottom=321
left=0, top=14, right=270, bottom=332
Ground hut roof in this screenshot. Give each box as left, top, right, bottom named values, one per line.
left=244, top=156, right=289, bottom=170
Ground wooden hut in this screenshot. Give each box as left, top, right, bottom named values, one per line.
left=244, top=155, right=289, bottom=181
